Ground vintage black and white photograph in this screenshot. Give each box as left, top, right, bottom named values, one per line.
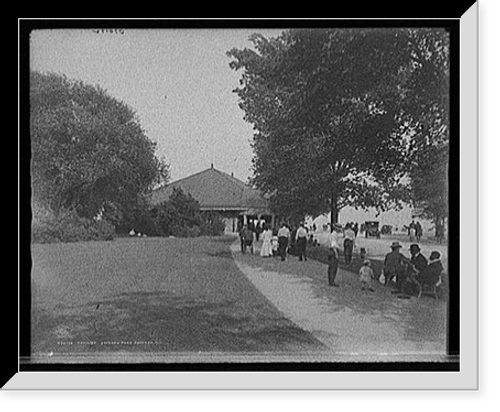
left=23, top=21, right=460, bottom=370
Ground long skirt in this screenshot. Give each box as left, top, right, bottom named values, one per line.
left=260, top=238, right=273, bottom=257
left=278, top=236, right=288, bottom=260
left=296, top=237, right=307, bottom=260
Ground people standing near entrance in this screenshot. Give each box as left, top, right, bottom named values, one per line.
left=259, top=224, right=273, bottom=257
left=238, top=224, right=246, bottom=253
left=295, top=222, right=308, bottom=261
left=255, top=222, right=262, bottom=242
left=277, top=223, right=290, bottom=261
left=243, top=225, right=255, bottom=254
left=343, top=224, right=356, bottom=264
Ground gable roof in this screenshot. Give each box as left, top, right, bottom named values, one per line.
left=149, top=167, right=269, bottom=211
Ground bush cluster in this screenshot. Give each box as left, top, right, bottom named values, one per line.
left=132, top=188, right=226, bottom=238
left=31, top=209, right=115, bottom=244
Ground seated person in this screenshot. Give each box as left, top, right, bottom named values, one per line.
left=417, top=251, right=444, bottom=286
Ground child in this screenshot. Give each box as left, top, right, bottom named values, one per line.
left=359, top=259, right=375, bottom=292
left=270, top=235, right=279, bottom=256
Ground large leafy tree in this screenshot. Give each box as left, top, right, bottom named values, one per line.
left=227, top=29, right=415, bottom=225
left=30, top=71, right=169, bottom=223
left=404, top=29, right=450, bottom=236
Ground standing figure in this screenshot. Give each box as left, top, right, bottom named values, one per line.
left=259, top=225, right=273, bottom=257
left=415, top=221, right=423, bottom=242
left=255, top=222, right=262, bottom=242
left=327, top=224, right=342, bottom=287
left=238, top=224, right=246, bottom=253
left=343, top=225, right=356, bottom=264
left=242, top=226, right=255, bottom=254
left=295, top=222, right=308, bottom=261
left=327, top=248, right=340, bottom=287
left=277, top=223, right=290, bottom=261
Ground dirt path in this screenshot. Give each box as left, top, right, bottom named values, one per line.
left=230, top=240, right=448, bottom=362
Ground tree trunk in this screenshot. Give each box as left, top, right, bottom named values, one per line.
left=330, top=193, right=339, bottom=232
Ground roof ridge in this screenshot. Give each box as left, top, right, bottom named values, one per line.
left=153, top=167, right=214, bottom=192
left=212, top=168, right=248, bottom=189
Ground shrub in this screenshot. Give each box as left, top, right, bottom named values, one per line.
left=199, top=213, right=226, bottom=236
left=31, top=208, right=115, bottom=244
left=145, top=189, right=226, bottom=238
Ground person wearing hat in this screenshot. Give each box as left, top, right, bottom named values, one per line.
left=407, top=244, right=428, bottom=295
left=383, top=241, right=410, bottom=292
left=359, top=258, right=375, bottom=292
left=409, top=244, right=428, bottom=274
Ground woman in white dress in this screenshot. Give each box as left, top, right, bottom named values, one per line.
left=260, top=225, right=273, bottom=257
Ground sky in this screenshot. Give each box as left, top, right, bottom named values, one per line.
left=30, top=28, right=283, bottom=183
left=29, top=27, right=424, bottom=228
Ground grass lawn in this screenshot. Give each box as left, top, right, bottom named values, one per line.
left=30, top=236, right=324, bottom=362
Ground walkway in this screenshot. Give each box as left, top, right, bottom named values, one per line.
left=230, top=240, right=448, bottom=362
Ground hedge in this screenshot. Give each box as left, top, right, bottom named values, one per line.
left=31, top=209, right=115, bottom=244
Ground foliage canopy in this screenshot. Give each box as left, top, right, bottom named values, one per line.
left=30, top=71, right=170, bottom=224
left=227, top=28, right=450, bottom=227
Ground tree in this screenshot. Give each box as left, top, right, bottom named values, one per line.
left=30, top=71, right=169, bottom=224
left=147, top=187, right=225, bottom=237
left=227, top=29, right=414, bottom=226
left=403, top=29, right=450, bottom=237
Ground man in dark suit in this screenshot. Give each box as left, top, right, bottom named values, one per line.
left=407, top=244, right=428, bottom=295
left=410, top=244, right=428, bottom=273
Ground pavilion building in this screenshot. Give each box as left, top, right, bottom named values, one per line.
left=148, top=165, right=274, bottom=234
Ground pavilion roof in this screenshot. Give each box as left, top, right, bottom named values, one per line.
left=148, top=167, right=269, bottom=211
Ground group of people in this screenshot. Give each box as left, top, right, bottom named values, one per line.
left=238, top=221, right=312, bottom=261
left=382, top=241, right=444, bottom=297
left=239, top=220, right=444, bottom=298
left=326, top=224, right=444, bottom=296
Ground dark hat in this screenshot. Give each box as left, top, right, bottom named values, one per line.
left=409, top=244, right=420, bottom=251
left=390, top=241, right=402, bottom=249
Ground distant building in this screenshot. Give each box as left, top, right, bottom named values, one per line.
left=148, top=165, right=274, bottom=234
